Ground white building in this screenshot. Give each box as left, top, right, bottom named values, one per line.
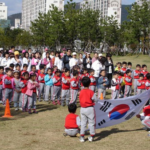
left=0, top=2, right=7, bottom=20
left=81, top=0, right=122, bottom=24
left=22, top=0, right=64, bottom=30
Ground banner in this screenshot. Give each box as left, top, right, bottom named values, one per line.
left=95, top=90, right=150, bottom=129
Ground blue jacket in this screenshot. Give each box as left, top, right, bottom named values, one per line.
left=97, top=76, right=109, bottom=90
left=44, top=74, right=53, bottom=86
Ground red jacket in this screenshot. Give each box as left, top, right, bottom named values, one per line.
left=89, top=75, right=96, bottom=86
left=143, top=105, right=150, bottom=116
left=125, top=76, right=132, bottom=86
left=62, top=76, right=70, bottom=90
left=137, top=79, right=146, bottom=89
left=53, top=76, right=61, bottom=86
left=70, top=77, right=79, bottom=90
left=79, top=89, right=95, bottom=108
left=80, top=73, right=89, bottom=86
left=141, top=70, right=149, bottom=80
left=146, top=80, right=150, bottom=90
left=134, top=70, right=141, bottom=79
left=4, top=76, right=13, bottom=89
left=21, top=79, right=28, bottom=93
left=0, top=74, right=4, bottom=85
left=39, top=73, right=45, bottom=83
left=65, top=113, right=79, bottom=129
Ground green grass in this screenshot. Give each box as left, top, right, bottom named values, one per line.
left=0, top=55, right=150, bottom=150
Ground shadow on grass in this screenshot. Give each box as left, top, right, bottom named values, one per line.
left=0, top=103, right=57, bottom=121
left=94, top=128, right=143, bottom=141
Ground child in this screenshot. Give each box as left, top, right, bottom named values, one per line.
left=21, top=64, right=28, bottom=79
left=79, top=77, right=97, bottom=142
left=26, top=73, right=39, bottom=114
left=111, top=71, right=120, bottom=99
left=52, top=69, right=61, bottom=105
left=115, top=62, right=121, bottom=71
left=64, top=103, right=80, bottom=137
left=19, top=72, right=29, bottom=112
left=3, top=68, right=13, bottom=105
left=16, top=63, right=21, bottom=72
left=124, top=70, right=132, bottom=97
left=70, top=70, right=79, bottom=104
left=133, top=64, right=141, bottom=95
left=44, top=68, right=53, bottom=102
left=38, top=66, right=45, bottom=102
left=97, top=70, right=109, bottom=99
left=80, top=68, right=89, bottom=89
left=146, top=73, right=150, bottom=90
left=0, top=66, right=4, bottom=103
left=141, top=65, right=149, bottom=80
left=137, top=74, right=146, bottom=95
left=61, top=69, right=71, bottom=106
left=136, top=104, right=150, bottom=131
left=12, top=71, right=22, bottom=111
left=9, top=63, right=15, bottom=71
left=89, top=69, right=96, bottom=92
left=118, top=71, right=124, bottom=98
left=30, top=65, right=38, bottom=81
left=121, top=62, right=127, bottom=75
left=53, top=65, right=58, bottom=76
left=127, top=62, right=132, bottom=71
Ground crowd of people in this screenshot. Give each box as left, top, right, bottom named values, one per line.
left=0, top=46, right=150, bottom=142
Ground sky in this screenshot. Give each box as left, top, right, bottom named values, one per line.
left=2, top=0, right=135, bottom=16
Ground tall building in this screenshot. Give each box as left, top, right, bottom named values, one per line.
left=0, top=2, right=7, bottom=20
left=81, top=0, right=122, bottom=24
left=22, top=0, right=64, bottom=30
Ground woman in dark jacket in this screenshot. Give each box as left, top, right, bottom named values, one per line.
left=83, top=53, right=92, bottom=69
left=105, top=53, right=114, bottom=88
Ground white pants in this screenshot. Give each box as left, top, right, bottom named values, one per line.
left=65, top=129, right=79, bottom=137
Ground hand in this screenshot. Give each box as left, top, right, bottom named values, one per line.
left=103, top=83, right=106, bottom=86
left=136, top=114, right=140, bottom=118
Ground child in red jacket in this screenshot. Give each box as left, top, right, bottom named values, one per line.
left=64, top=103, right=80, bottom=137
left=0, top=66, right=4, bottom=103
left=146, top=73, right=150, bottom=90
left=79, top=77, right=97, bottom=142
left=124, top=70, right=132, bottom=97
left=141, top=64, right=149, bottom=80
left=89, top=69, right=96, bottom=92
left=137, top=74, right=146, bottom=95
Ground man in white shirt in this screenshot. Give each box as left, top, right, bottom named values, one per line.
left=69, top=52, right=78, bottom=70
left=0, top=48, right=4, bottom=65
left=1, top=52, right=10, bottom=68
left=42, top=48, right=48, bottom=59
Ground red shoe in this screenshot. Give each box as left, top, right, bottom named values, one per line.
left=52, top=101, right=57, bottom=105
left=57, top=100, right=61, bottom=105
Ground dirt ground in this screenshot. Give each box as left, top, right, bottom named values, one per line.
left=0, top=55, right=150, bottom=150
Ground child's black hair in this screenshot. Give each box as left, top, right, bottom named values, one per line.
left=68, top=103, right=77, bottom=113
left=13, top=70, right=20, bottom=75
left=55, top=69, right=61, bottom=74
left=136, top=64, right=141, bottom=68
left=6, top=68, right=12, bottom=73
left=128, top=62, right=132, bottom=66
left=23, top=64, right=28, bottom=68
left=40, top=66, right=45, bottom=70
left=113, top=71, right=119, bottom=76
left=89, top=69, right=95, bottom=74
left=9, top=63, right=14, bottom=68
left=81, top=77, right=91, bottom=87
left=126, top=69, right=132, bottom=74
left=47, top=68, right=53, bottom=73
left=39, top=64, right=44, bottom=70
left=73, top=70, right=78, bottom=76
left=31, top=65, right=36, bottom=69
left=100, top=69, right=105, bottom=74
left=0, top=66, right=4, bottom=70
left=139, top=73, right=144, bottom=78
left=30, top=73, right=36, bottom=78
left=23, top=72, right=29, bottom=77
left=122, top=61, right=127, bottom=65
left=65, top=68, right=70, bottom=73
left=15, top=63, right=20, bottom=67
left=117, top=62, right=121, bottom=65
left=146, top=73, right=150, bottom=80
left=83, top=68, right=88, bottom=71
left=142, top=64, right=147, bottom=68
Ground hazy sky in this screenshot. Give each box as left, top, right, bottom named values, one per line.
left=2, top=0, right=135, bottom=16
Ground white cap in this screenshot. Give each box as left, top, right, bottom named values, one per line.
left=0, top=48, right=3, bottom=51
left=72, top=52, right=77, bottom=55
left=99, top=53, right=103, bottom=57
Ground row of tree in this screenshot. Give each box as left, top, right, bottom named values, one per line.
left=0, top=0, right=150, bottom=54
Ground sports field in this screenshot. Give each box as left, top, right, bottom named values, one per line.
left=0, top=55, right=150, bottom=150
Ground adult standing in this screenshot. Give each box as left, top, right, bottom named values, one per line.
left=31, top=52, right=40, bottom=70
left=63, top=49, right=72, bottom=70
left=0, top=49, right=4, bottom=65
left=54, top=51, right=64, bottom=71
left=22, top=52, right=31, bottom=72
left=61, top=48, right=66, bottom=57
left=1, top=52, right=10, bottom=69
left=83, top=53, right=92, bottom=69
left=41, top=52, right=52, bottom=69
left=10, top=46, right=15, bottom=53
left=78, top=53, right=83, bottom=70
left=42, top=48, right=48, bottom=59
left=28, top=48, right=32, bottom=58
left=92, top=56, right=106, bottom=82
left=69, top=52, right=78, bottom=70
left=105, top=53, right=114, bottom=88
left=92, top=52, right=98, bottom=63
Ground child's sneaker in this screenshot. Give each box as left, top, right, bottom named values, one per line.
left=88, top=136, right=94, bottom=142
left=57, top=100, right=61, bottom=105
left=15, top=108, right=18, bottom=111
left=33, top=109, right=38, bottom=114
left=79, top=136, right=85, bottom=143
left=28, top=109, right=32, bottom=114
left=52, top=101, right=57, bottom=105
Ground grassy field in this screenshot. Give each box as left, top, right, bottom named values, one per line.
left=0, top=55, right=150, bottom=150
